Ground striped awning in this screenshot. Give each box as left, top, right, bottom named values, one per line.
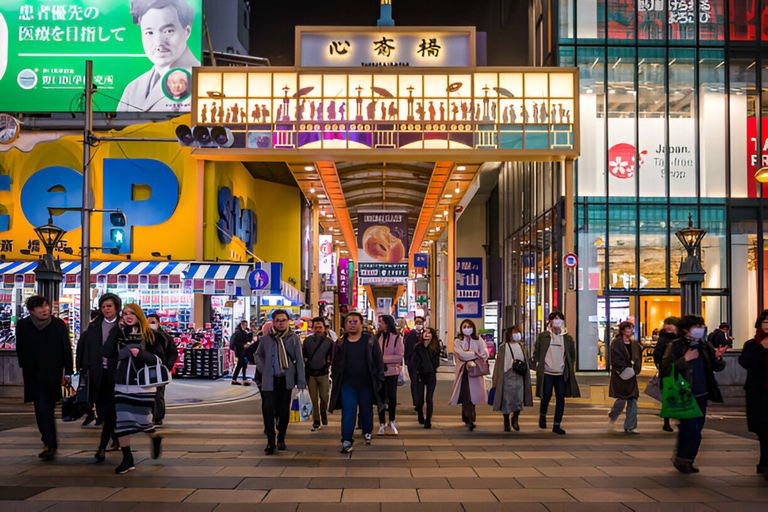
left=0, top=261, right=187, bottom=275
left=183, top=263, right=252, bottom=280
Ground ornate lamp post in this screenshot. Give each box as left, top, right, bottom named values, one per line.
left=675, top=213, right=707, bottom=316
left=32, top=219, right=66, bottom=305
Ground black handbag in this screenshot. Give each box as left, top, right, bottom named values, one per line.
left=512, top=359, right=528, bottom=376
left=61, top=383, right=82, bottom=422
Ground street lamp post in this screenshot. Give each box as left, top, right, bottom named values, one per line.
left=675, top=213, right=707, bottom=317
left=32, top=219, right=66, bottom=306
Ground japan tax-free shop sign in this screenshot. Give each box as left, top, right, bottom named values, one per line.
left=0, top=0, right=202, bottom=113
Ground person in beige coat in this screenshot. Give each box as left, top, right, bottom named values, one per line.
left=491, top=326, right=533, bottom=432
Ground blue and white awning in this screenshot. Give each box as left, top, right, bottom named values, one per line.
left=183, top=263, right=252, bottom=280
left=0, top=261, right=187, bottom=275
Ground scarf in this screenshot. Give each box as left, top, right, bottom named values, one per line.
left=274, top=329, right=290, bottom=370
left=30, top=314, right=52, bottom=331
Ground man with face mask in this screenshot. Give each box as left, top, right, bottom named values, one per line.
left=147, top=313, right=178, bottom=425
left=662, top=315, right=727, bottom=474
left=403, top=316, right=426, bottom=409
left=533, top=311, right=580, bottom=435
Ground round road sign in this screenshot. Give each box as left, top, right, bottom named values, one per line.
left=564, top=253, right=578, bottom=268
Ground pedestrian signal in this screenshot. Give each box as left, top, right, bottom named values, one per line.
left=108, top=211, right=126, bottom=255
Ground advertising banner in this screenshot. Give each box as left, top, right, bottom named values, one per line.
left=319, top=234, right=333, bottom=274
left=456, top=257, right=482, bottom=319
left=0, top=0, right=203, bottom=113
left=338, top=257, right=349, bottom=306
left=747, top=117, right=768, bottom=198
left=357, top=210, right=409, bottom=284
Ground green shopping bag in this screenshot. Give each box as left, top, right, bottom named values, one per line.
left=660, top=363, right=703, bottom=419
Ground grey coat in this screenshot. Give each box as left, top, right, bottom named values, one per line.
left=532, top=330, right=581, bottom=398
left=491, top=341, right=534, bottom=411
left=254, top=331, right=307, bottom=391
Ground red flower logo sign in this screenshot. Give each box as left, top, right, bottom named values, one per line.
left=608, top=143, right=647, bottom=179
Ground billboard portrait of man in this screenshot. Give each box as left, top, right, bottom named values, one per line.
left=118, top=0, right=200, bottom=112
left=164, top=69, right=191, bottom=101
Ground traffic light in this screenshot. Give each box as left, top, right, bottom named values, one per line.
left=109, top=212, right=126, bottom=255
left=175, top=125, right=234, bottom=148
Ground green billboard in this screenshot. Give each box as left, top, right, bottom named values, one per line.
left=0, top=0, right=202, bottom=113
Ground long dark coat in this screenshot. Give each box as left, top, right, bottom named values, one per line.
left=661, top=336, right=725, bottom=403
left=75, top=316, right=119, bottom=402
left=328, top=333, right=385, bottom=413
left=491, top=341, right=534, bottom=411
left=16, top=316, right=73, bottom=404
left=739, top=338, right=768, bottom=433
left=608, top=337, right=643, bottom=399
left=532, top=331, right=581, bottom=398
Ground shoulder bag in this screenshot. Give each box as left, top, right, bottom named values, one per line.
left=133, top=354, right=172, bottom=388
left=512, top=359, right=528, bottom=376
left=467, top=358, right=490, bottom=377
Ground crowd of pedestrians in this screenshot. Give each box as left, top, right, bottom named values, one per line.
left=14, top=291, right=768, bottom=475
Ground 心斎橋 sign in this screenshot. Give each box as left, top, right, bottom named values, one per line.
left=192, top=67, right=579, bottom=157
left=297, top=27, right=474, bottom=68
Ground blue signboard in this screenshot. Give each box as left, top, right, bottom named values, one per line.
left=413, top=253, right=428, bottom=267
left=456, top=257, right=482, bottom=319
left=249, top=262, right=282, bottom=294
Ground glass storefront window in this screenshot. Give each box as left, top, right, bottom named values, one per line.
left=730, top=217, right=759, bottom=345
left=701, top=206, right=727, bottom=289
left=700, top=49, right=727, bottom=198
left=729, top=54, right=757, bottom=198
left=577, top=47, right=606, bottom=197
left=607, top=48, right=637, bottom=198
left=639, top=204, right=668, bottom=289
left=668, top=49, right=696, bottom=197
left=577, top=204, right=607, bottom=370
left=668, top=0, right=696, bottom=41
left=608, top=0, right=636, bottom=41
left=700, top=0, right=726, bottom=42
left=560, top=0, right=575, bottom=42
left=577, top=0, right=606, bottom=41
left=639, top=0, right=666, bottom=41
left=730, top=0, right=757, bottom=41
left=638, top=48, right=667, bottom=198
left=607, top=204, right=638, bottom=290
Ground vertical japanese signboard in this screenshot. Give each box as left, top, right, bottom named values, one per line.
left=0, top=0, right=203, bottom=113
left=456, top=257, right=482, bottom=318
left=318, top=234, right=333, bottom=274
left=357, top=210, right=409, bottom=284
left=338, top=257, right=349, bottom=306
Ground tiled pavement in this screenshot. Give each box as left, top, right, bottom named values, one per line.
left=0, top=373, right=765, bottom=511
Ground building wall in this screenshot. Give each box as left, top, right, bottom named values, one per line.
left=456, top=201, right=487, bottom=330
left=556, top=1, right=768, bottom=369
left=204, top=0, right=250, bottom=55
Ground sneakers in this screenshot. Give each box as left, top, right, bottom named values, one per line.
left=311, top=422, right=321, bottom=432
left=231, top=380, right=242, bottom=385
left=340, top=440, right=353, bottom=454
left=389, top=421, right=398, bottom=435
left=364, top=433, right=372, bottom=445
left=378, top=424, right=387, bottom=435
left=38, top=446, right=56, bottom=460
left=115, top=448, right=134, bottom=474
left=264, top=444, right=276, bottom=455
left=151, top=435, right=163, bottom=459
left=552, top=426, right=566, bottom=435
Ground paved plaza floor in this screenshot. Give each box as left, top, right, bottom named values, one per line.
left=0, top=370, right=765, bottom=511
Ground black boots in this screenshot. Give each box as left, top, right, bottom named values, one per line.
left=539, top=414, right=547, bottom=429
left=503, top=414, right=511, bottom=432
left=115, top=446, right=134, bottom=474
left=417, top=409, right=425, bottom=425
left=151, top=435, right=163, bottom=459
left=512, top=412, right=520, bottom=431
left=321, top=411, right=328, bottom=426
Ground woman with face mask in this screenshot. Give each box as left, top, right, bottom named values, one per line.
left=411, top=327, right=441, bottom=428
left=739, top=310, right=768, bottom=474
left=608, top=321, right=643, bottom=434
left=661, top=315, right=727, bottom=474
left=533, top=311, right=580, bottom=435
left=449, top=319, right=489, bottom=430
left=491, top=327, right=533, bottom=432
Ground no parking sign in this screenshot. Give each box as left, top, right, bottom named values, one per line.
left=564, top=253, right=578, bottom=268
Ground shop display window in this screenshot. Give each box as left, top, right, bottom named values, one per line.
left=639, top=0, right=666, bottom=41
left=729, top=0, right=758, bottom=41
left=729, top=53, right=757, bottom=198
left=576, top=47, right=606, bottom=198
left=560, top=0, right=575, bottom=42
left=606, top=204, right=639, bottom=290
left=729, top=217, right=761, bottom=344
left=607, top=48, right=637, bottom=198
left=700, top=0, right=726, bottom=42
left=576, top=204, right=607, bottom=370
left=700, top=49, right=727, bottom=198
left=577, top=0, right=606, bottom=41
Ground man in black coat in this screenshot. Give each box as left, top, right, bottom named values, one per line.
left=16, top=295, right=73, bottom=460
left=76, top=293, right=122, bottom=459
left=403, top=316, right=425, bottom=409
left=230, top=320, right=252, bottom=385
left=148, top=313, right=178, bottom=425
left=708, top=322, right=733, bottom=349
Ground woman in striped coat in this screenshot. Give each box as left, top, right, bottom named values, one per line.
left=103, top=303, right=165, bottom=474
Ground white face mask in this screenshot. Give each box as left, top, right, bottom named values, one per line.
left=462, top=327, right=473, bottom=336
left=149, top=323, right=158, bottom=330
left=512, top=333, right=521, bottom=341
left=690, top=327, right=706, bottom=340
left=415, top=324, right=424, bottom=331
left=552, top=319, right=564, bottom=329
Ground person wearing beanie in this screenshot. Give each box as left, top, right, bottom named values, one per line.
left=76, top=293, right=123, bottom=463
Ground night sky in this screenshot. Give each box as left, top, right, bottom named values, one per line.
left=250, top=0, right=531, bottom=66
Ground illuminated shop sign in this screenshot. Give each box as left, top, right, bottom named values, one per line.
left=298, top=28, right=473, bottom=68
left=193, top=69, right=577, bottom=152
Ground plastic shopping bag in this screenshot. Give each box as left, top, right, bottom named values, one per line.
left=290, top=394, right=301, bottom=423
left=298, top=389, right=313, bottom=422
left=660, top=364, right=703, bottom=419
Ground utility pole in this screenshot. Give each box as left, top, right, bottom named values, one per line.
left=81, top=60, right=93, bottom=330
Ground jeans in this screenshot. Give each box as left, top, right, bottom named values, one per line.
left=378, top=375, right=399, bottom=424
left=609, top=397, right=638, bottom=430
left=33, top=392, right=57, bottom=449
left=232, top=357, right=248, bottom=381
left=540, top=373, right=566, bottom=426
left=307, top=373, right=330, bottom=423
left=153, top=386, right=166, bottom=422
left=341, top=383, right=374, bottom=443
left=416, top=373, right=437, bottom=421
left=261, top=376, right=291, bottom=446
left=676, top=396, right=708, bottom=462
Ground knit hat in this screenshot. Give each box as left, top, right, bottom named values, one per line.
left=98, top=293, right=122, bottom=312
